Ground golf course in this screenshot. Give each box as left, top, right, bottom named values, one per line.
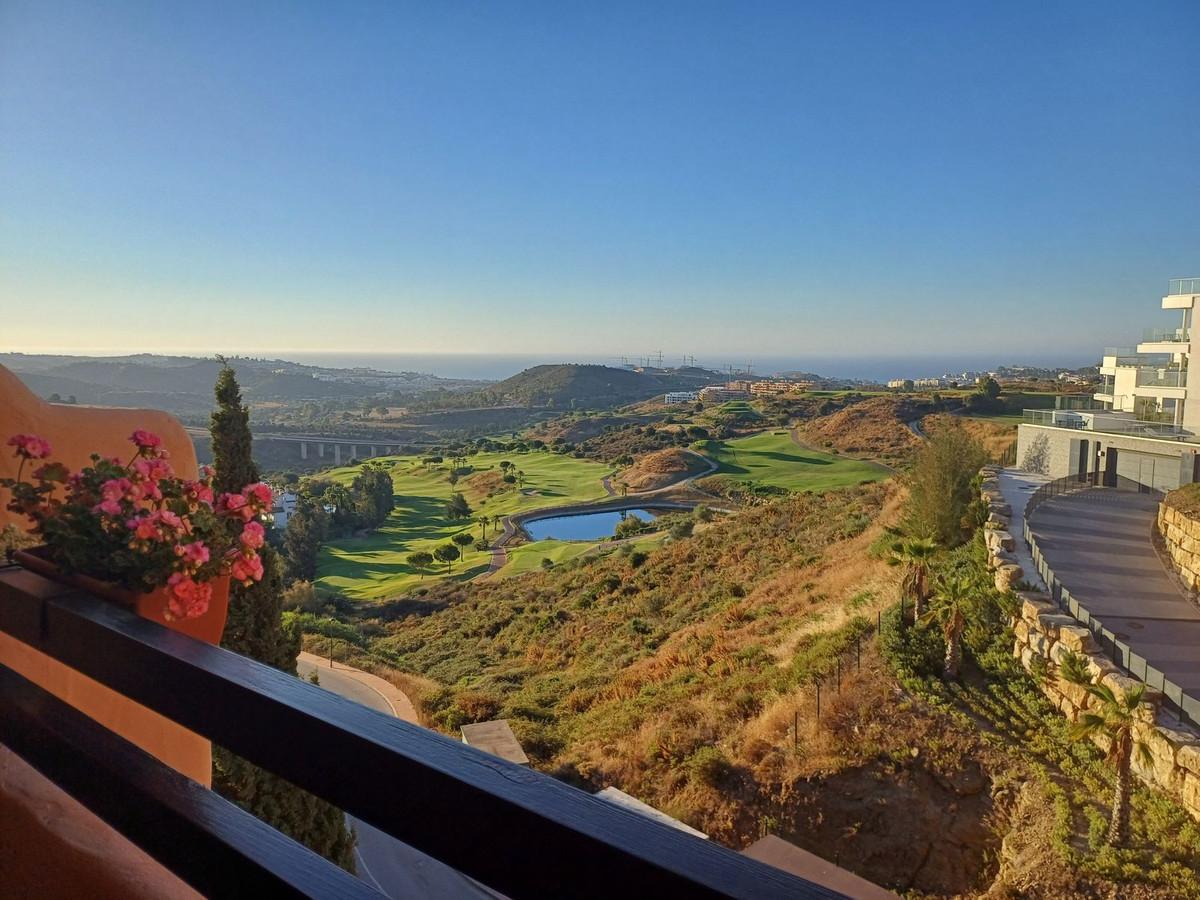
left=313, top=429, right=893, bottom=601
left=316, top=449, right=614, bottom=599
left=704, top=430, right=891, bottom=492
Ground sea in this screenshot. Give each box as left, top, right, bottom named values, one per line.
left=281, top=351, right=1100, bottom=384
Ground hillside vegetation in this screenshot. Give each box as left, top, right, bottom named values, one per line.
left=490, top=364, right=715, bottom=407
left=800, top=396, right=927, bottom=466
left=615, top=448, right=708, bottom=492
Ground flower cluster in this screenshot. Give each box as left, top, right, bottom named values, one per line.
left=1, top=432, right=272, bottom=621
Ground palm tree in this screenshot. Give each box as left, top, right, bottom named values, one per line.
left=920, top=574, right=973, bottom=680
left=887, top=537, right=938, bottom=620
left=1061, top=661, right=1153, bottom=847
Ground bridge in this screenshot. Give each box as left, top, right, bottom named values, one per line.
left=184, top=427, right=438, bottom=463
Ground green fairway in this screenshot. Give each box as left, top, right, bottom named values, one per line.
left=496, top=532, right=669, bottom=579
left=315, top=449, right=612, bottom=600
left=703, top=430, right=891, bottom=492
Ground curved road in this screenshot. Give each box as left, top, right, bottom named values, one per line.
left=294, top=655, right=499, bottom=899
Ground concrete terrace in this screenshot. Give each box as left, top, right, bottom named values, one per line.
left=1026, top=488, right=1200, bottom=694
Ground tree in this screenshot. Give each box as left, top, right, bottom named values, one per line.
left=452, top=531, right=474, bottom=558
left=919, top=574, right=974, bottom=680
left=407, top=550, right=434, bottom=578
left=208, top=363, right=355, bottom=871
left=284, top=493, right=329, bottom=583
left=478, top=517, right=488, bottom=540
left=978, top=375, right=1001, bottom=400
left=903, top=426, right=987, bottom=546
left=445, top=492, right=472, bottom=520
left=901, top=379, right=915, bottom=393
left=1061, top=657, right=1152, bottom=847
left=434, top=543, right=460, bottom=573
left=887, top=537, right=939, bottom=620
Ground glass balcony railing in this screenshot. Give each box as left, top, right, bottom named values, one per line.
left=1169, top=277, right=1200, bottom=296
left=1141, top=327, right=1190, bottom=343
left=1135, top=367, right=1188, bottom=388
left=1023, top=409, right=1193, bottom=440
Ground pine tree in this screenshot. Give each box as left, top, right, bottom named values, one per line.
left=207, top=363, right=356, bottom=870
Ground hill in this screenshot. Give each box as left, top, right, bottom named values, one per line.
left=490, top=364, right=665, bottom=407
left=614, top=447, right=708, bottom=492
left=491, top=364, right=722, bottom=408
left=800, top=396, right=927, bottom=466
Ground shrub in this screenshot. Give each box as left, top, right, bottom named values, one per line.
left=687, top=745, right=732, bottom=787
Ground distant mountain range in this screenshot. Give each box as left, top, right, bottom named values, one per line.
left=1, top=353, right=486, bottom=419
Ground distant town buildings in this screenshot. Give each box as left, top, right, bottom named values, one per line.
left=683, top=379, right=809, bottom=404
left=663, top=391, right=699, bottom=405
left=750, top=379, right=810, bottom=395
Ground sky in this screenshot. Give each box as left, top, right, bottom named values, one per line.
left=2, top=1, right=1199, bottom=366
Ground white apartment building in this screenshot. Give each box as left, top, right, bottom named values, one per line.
left=698, top=387, right=750, bottom=402
left=271, top=490, right=299, bottom=530
left=1016, top=278, right=1200, bottom=491
left=663, top=391, right=699, bottom=405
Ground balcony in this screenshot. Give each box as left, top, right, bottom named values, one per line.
left=1134, top=367, right=1188, bottom=389
left=0, top=563, right=837, bottom=898
left=1169, top=278, right=1200, bottom=296
left=1141, top=327, right=1190, bottom=344
left=1022, top=409, right=1193, bottom=441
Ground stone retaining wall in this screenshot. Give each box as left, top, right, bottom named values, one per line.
left=1157, top=502, right=1200, bottom=592
left=986, top=468, right=1200, bottom=819
left=980, top=465, right=1023, bottom=592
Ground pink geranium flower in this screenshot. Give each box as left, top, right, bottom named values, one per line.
left=126, top=515, right=159, bottom=541
left=182, top=480, right=215, bottom=506
left=230, top=552, right=264, bottom=585
left=8, top=434, right=52, bottom=460
left=240, top=520, right=265, bottom=549
left=244, top=482, right=273, bottom=507
left=165, top=573, right=212, bottom=620
left=130, top=430, right=162, bottom=450
left=175, top=540, right=210, bottom=566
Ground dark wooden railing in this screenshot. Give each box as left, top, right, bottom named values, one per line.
left=0, top=565, right=842, bottom=899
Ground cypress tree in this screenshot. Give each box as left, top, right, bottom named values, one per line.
left=208, top=362, right=356, bottom=870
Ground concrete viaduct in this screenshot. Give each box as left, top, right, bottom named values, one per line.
left=186, top=428, right=435, bottom=464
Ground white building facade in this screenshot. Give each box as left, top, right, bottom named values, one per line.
left=1016, top=278, right=1200, bottom=491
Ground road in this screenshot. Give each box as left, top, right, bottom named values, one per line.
left=294, top=654, right=499, bottom=899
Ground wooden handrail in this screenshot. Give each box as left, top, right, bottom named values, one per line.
left=0, top=566, right=841, bottom=899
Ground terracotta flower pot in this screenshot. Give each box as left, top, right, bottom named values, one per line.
left=13, top=547, right=231, bottom=645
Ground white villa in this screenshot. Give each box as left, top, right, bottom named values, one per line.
left=1016, top=277, right=1200, bottom=491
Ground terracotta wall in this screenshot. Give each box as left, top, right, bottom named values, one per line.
left=0, top=363, right=210, bottom=785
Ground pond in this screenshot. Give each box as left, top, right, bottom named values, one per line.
left=524, top=508, right=662, bottom=541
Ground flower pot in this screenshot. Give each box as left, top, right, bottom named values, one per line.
left=13, top=547, right=231, bottom=645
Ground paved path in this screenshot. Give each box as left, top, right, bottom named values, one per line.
left=1028, top=489, right=1200, bottom=693
left=997, top=469, right=1050, bottom=592
left=294, top=655, right=497, bottom=899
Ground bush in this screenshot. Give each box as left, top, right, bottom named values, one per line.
left=687, top=745, right=732, bottom=787
left=903, top=425, right=987, bottom=546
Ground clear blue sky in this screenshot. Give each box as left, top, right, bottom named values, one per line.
left=2, top=1, right=1198, bottom=362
